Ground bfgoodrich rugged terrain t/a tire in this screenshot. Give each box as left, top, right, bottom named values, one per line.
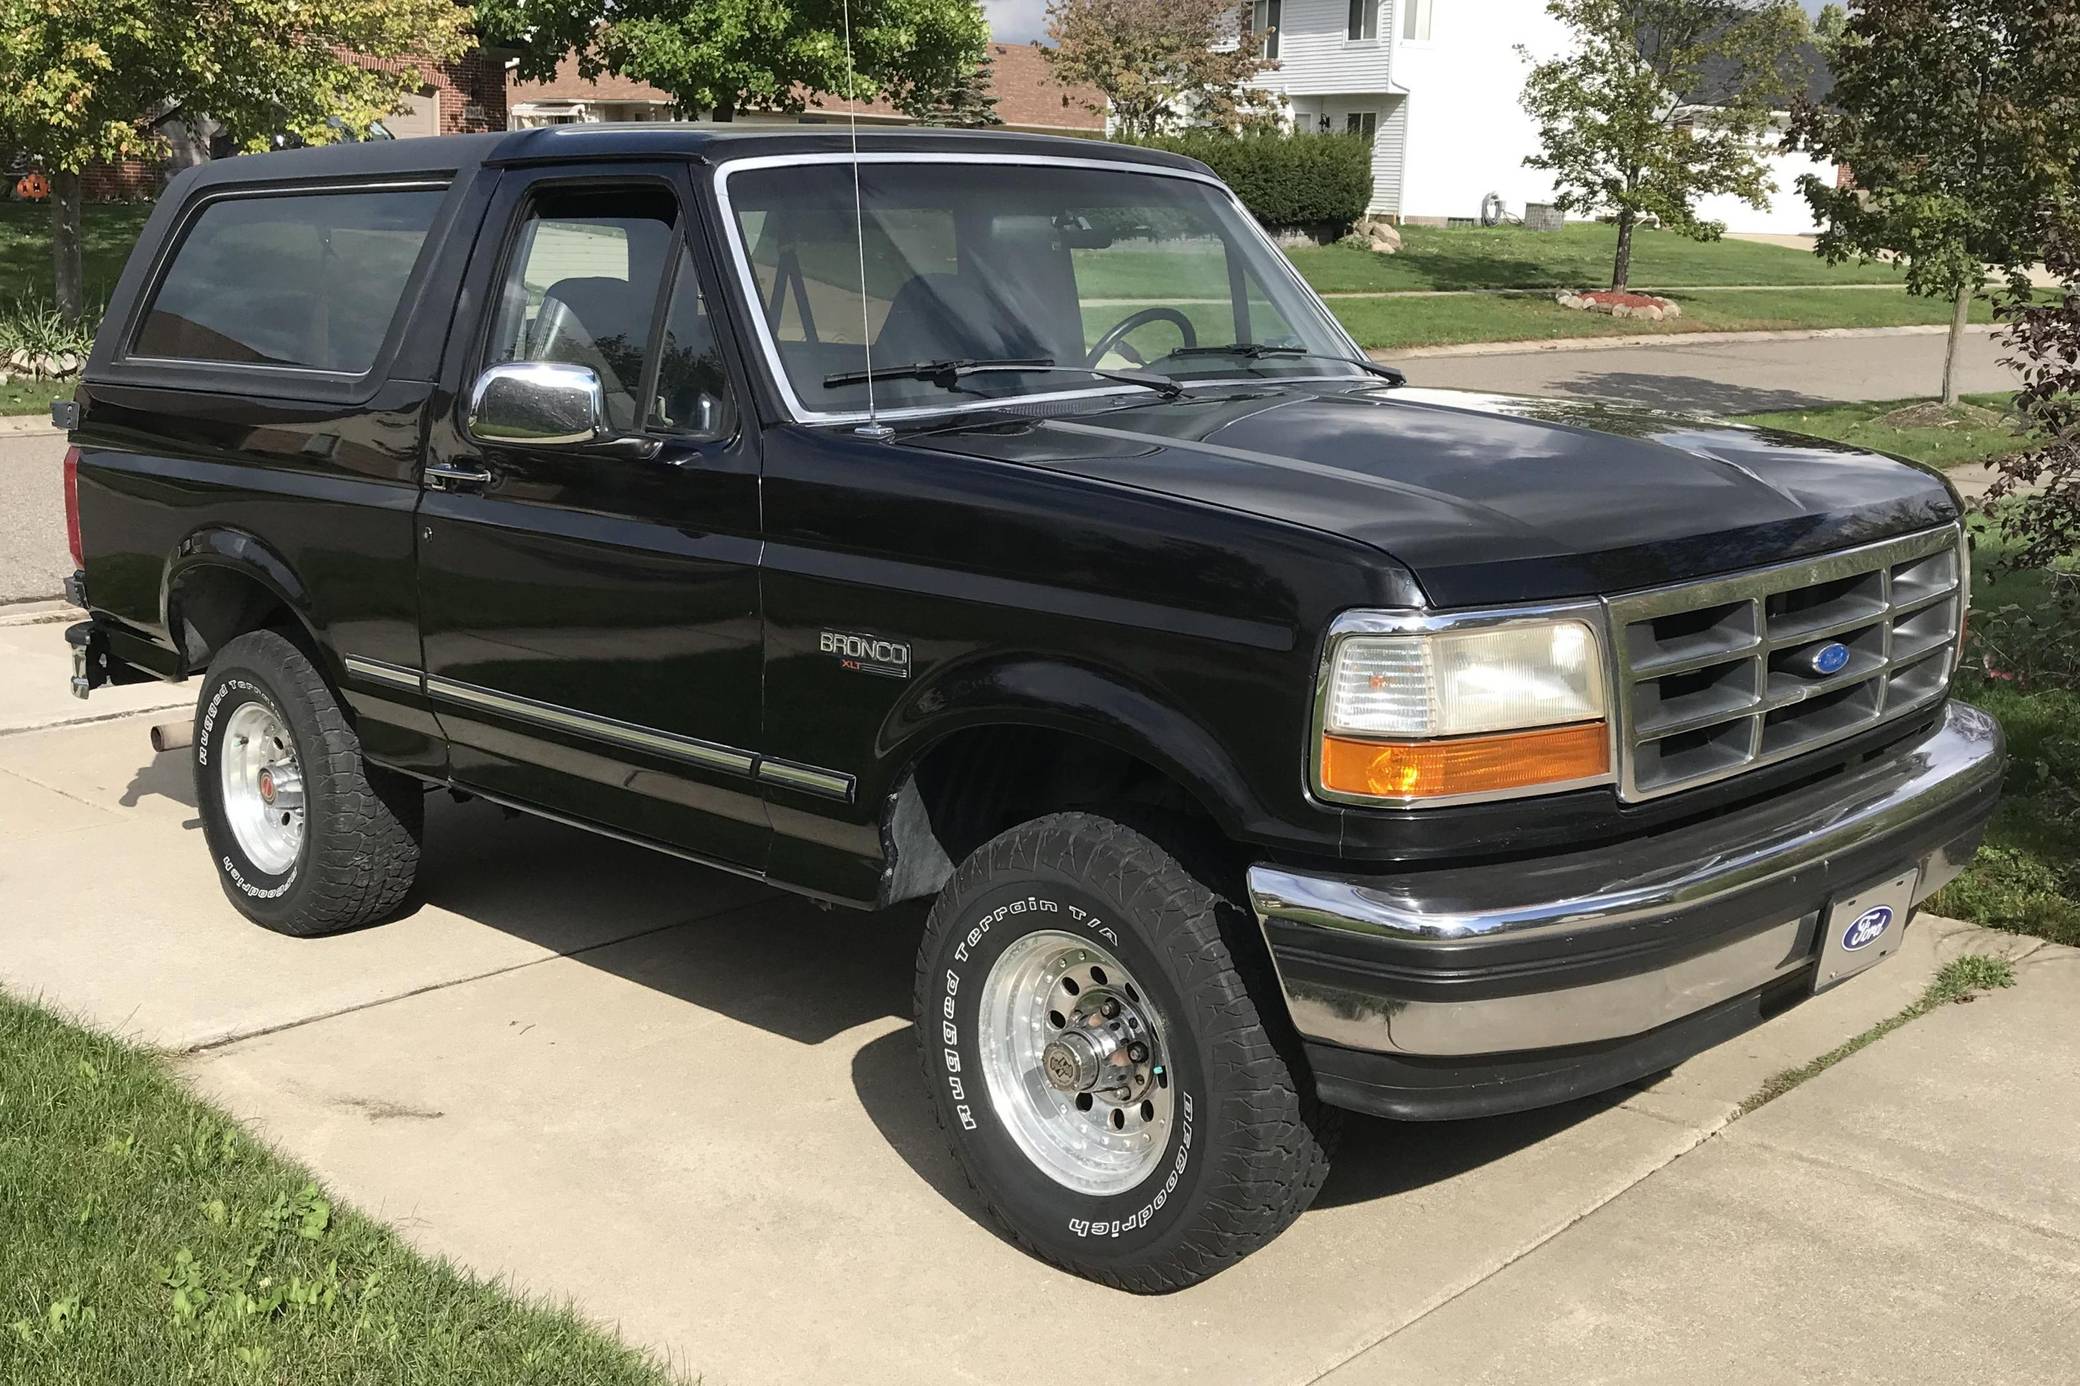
left=915, top=811, right=1337, bottom=1292
left=193, top=628, right=423, bottom=937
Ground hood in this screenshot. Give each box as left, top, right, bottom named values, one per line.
left=900, top=384, right=1960, bottom=607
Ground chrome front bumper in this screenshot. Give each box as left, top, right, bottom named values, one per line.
left=1249, top=701, right=2004, bottom=1075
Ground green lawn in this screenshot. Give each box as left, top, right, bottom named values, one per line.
left=0, top=377, right=66, bottom=418
left=0, top=992, right=681, bottom=1385
left=1926, top=520, right=2080, bottom=947
left=1733, top=394, right=2032, bottom=471
left=1334, top=286, right=1993, bottom=352
left=1290, top=222, right=1909, bottom=293
left=0, top=200, right=150, bottom=306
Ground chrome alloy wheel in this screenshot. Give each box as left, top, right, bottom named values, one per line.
left=977, top=929, right=1174, bottom=1196
left=218, top=700, right=305, bottom=875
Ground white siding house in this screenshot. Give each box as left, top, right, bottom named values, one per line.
left=1248, top=0, right=1835, bottom=232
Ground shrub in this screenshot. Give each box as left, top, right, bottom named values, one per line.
left=0, top=295, right=98, bottom=376
left=1123, top=131, right=1374, bottom=232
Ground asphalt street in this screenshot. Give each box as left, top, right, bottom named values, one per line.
left=0, top=427, right=68, bottom=604
left=1397, top=326, right=2014, bottom=414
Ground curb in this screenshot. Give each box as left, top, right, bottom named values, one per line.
left=1320, top=282, right=1917, bottom=299
left=0, top=598, right=77, bottom=627
left=1374, top=322, right=1999, bottom=362
left=0, top=413, right=61, bottom=438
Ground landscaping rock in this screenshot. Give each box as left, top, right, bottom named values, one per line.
left=1556, top=289, right=1682, bottom=320
left=1352, top=216, right=1403, bottom=254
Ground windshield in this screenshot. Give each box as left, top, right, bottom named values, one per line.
left=721, top=159, right=1367, bottom=417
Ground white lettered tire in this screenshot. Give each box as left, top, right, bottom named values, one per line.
left=914, top=812, right=1337, bottom=1291
left=194, top=629, right=423, bottom=936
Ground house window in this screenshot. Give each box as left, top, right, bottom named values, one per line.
left=1347, top=111, right=1378, bottom=138
left=1348, top=0, right=1378, bottom=41
left=1250, top=0, right=1282, bottom=59
left=1402, top=0, right=1433, bottom=40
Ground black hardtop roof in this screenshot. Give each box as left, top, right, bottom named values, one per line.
left=175, top=124, right=1208, bottom=193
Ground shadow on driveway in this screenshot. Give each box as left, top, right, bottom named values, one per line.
left=128, top=742, right=1631, bottom=1240
left=1546, top=370, right=1837, bottom=415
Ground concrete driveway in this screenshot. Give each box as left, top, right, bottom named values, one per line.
left=3, top=618, right=2076, bottom=1384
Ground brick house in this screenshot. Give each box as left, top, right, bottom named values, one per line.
left=507, top=42, right=1105, bottom=137
left=74, top=49, right=508, bottom=202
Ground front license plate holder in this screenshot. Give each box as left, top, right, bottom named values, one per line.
left=1813, top=868, right=1918, bottom=993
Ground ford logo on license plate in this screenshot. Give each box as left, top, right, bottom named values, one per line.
left=1841, top=904, right=1893, bottom=951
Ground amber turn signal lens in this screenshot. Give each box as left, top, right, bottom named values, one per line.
left=1320, top=721, right=1610, bottom=800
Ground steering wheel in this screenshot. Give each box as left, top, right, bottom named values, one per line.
left=1084, top=306, right=1197, bottom=368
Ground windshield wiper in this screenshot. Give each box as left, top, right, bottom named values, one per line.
left=823, top=357, right=1184, bottom=399
left=1166, top=342, right=1405, bottom=386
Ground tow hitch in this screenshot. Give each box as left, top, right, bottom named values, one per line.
left=65, top=621, right=110, bottom=699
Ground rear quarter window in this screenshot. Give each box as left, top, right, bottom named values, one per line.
left=132, top=187, right=446, bottom=375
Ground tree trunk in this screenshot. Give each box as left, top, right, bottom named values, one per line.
left=1940, top=281, right=1971, bottom=406
left=1610, top=209, right=1635, bottom=291
left=51, top=170, right=84, bottom=323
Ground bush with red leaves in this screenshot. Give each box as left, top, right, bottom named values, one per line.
left=1985, top=215, right=2080, bottom=686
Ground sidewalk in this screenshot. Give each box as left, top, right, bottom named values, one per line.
left=1325, top=939, right=2080, bottom=1384
left=0, top=623, right=2072, bottom=1385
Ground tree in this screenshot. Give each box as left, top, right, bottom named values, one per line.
left=1041, top=0, right=1280, bottom=140
left=479, top=0, right=988, bottom=124
left=1810, top=3, right=1849, bottom=55
left=1519, top=0, right=1808, bottom=290
left=1789, top=0, right=2076, bottom=405
left=0, top=0, right=472, bottom=321
left=900, top=41, right=1001, bottom=127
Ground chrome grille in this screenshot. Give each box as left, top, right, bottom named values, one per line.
left=1607, top=526, right=1964, bottom=801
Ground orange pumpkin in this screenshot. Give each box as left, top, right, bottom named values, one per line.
left=16, top=171, right=50, bottom=201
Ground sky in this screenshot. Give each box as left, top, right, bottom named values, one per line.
left=980, top=0, right=1834, bottom=47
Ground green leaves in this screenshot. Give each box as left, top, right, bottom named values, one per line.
left=1521, top=0, right=1810, bottom=283
left=1042, top=0, right=1281, bottom=139
left=9, top=1293, right=95, bottom=1346
left=0, top=0, right=473, bottom=171
left=479, top=0, right=989, bottom=119
left=1130, top=131, right=1374, bottom=230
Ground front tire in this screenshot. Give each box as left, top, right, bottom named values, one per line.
left=915, top=812, right=1336, bottom=1291
left=193, top=628, right=422, bottom=936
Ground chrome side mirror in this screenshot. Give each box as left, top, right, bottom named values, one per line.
left=465, top=362, right=660, bottom=460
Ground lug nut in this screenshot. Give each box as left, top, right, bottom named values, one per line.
left=1127, top=1042, right=1149, bottom=1063
left=1100, top=998, right=1121, bottom=1019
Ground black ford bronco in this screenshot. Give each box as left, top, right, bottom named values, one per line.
left=61, top=125, right=2002, bottom=1292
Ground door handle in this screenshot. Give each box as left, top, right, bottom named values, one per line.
left=422, top=462, right=493, bottom=493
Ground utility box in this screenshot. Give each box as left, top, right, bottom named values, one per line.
left=1525, top=202, right=1565, bottom=232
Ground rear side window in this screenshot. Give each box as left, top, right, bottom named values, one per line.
left=133, top=187, right=445, bottom=374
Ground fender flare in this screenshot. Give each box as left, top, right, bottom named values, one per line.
left=162, top=526, right=328, bottom=674
left=876, top=653, right=1264, bottom=840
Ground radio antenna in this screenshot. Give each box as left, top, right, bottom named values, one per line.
left=841, top=0, right=892, bottom=439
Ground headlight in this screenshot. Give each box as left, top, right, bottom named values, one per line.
left=1316, top=614, right=1612, bottom=804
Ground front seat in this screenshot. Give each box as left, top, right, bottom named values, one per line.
left=873, top=273, right=1051, bottom=366
left=531, top=276, right=651, bottom=428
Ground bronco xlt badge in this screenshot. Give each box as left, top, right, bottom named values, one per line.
left=820, top=630, right=911, bottom=679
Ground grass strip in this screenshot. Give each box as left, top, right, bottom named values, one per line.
left=1333, top=286, right=1992, bottom=351
left=0, top=989, right=683, bottom=1386
left=1739, top=955, right=2017, bottom=1115
left=1734, top=393, right=2031, bottom=471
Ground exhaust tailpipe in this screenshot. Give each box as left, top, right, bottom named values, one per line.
left=149, top=720, right=193, bottom=753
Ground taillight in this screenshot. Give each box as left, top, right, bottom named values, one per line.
left=63, top=445, right=83, bottom=568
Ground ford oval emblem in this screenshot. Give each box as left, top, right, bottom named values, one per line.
left=1842, top=904, right=1893, bottom=951
left=1809, top=641, right=1852, bottom=676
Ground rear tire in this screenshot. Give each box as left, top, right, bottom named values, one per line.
left=193, top=629, right=422, bottom=936
left=914, top=811, right=1336, bottom=1292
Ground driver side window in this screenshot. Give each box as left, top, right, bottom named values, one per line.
left=486, top=186, right=677, bottom=432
